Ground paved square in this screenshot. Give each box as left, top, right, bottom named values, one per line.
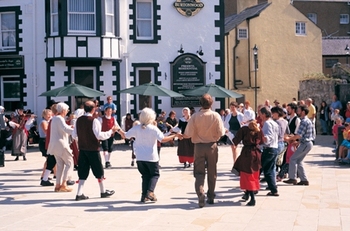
left=0, top=135, right=349, bottom=231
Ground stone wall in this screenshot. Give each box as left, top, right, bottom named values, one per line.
left=299, top=78, right=344, bottom=133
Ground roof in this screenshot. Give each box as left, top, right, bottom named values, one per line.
left=225, top=2, right=271, bottom=34
left=322, top=37, right=350, bottom=55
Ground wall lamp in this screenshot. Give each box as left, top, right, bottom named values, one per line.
left=197, top=46, right=204, bottom=56
left=178, top=44, right=184, bottom=54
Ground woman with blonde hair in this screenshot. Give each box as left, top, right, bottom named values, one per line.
left=177, top=107, right=194, bottom=168
left=117, top=108, right=180, bottom=202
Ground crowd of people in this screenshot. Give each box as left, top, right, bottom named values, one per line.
left=2, top=93, right=349, bottom=207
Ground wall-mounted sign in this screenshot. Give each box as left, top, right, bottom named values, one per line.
left=0, top=56, right=24, bottom=70
left=173, top=0, right=204, bottom=17
left=170, top=53, right=206, bottom=107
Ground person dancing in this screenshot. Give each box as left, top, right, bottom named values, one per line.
left=231, top=119, right=263, bottom=206
left=177, top=107, right=194, bottom=168
left=73, top=101, right=119, bottom=201
left=98, top=106, right=119, bottom=168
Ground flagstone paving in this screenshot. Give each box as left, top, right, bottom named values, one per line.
left=0, top=135, right=349, bottom=231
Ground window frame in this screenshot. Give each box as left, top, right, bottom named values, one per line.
left=1, top=76, right=21, bottom=111
left=105, top=0, right=115, bottom=35
left=135, top=0, right=153, bottom=41
left=136, top=67, right=154, bottom=111
left=50, top=0, right=59, bottom=35
left=325, top=59, right=339, bottom=68
left=238, top=28, right=248, bottom=40
left=307, top=13, right=317, bottom=24
left=295, top=21, right=306, bottom=36
left=0, top=11, right=16, bottom=52
left=340, top=14, right=349, bottom=25
left=67, top=0, right=96, bottom=35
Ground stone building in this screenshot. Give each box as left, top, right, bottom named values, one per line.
left=224, top=0, right=322, bottom=109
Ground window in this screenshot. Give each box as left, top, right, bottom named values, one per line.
left=295, top=22, right=306, bottom=35
left=325, top=59, right=338, bottom=68
left=137, top=68, right=152, bottom=110
left=51, top=0, right=59, bottom=35
left=340, top=14, right=349, bottom=24
left=1, top=77, right=20, bottom=111
left=136, top=0, right=153, bottom=39
left=307, top=13, right=317, bottom=24
left=0, top=12, right=16, bottom=51
left=105, top=0, right=114, bottom=35
left=238, top=28, right=248, bottom=40
left=68, top=0, right=95, bottom=34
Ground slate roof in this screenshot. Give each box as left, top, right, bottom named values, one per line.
left=322, top=37, right=350, bottom=55
left=225, top=2, right=271, bottom=34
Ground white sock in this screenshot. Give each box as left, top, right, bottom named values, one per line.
left=43, top=170, right=51, bottom=181
left=77, top=180, right=85, bottom=195
left=98, top=179, right=105, bottom=193
left=105, top=152, right=110, bottom=162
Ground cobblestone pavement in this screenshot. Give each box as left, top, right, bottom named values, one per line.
left=0, top=135, right=349, bottom=231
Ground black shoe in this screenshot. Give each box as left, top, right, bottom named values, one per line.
left=283, top=179, right=297, bottom=185
left=67, top=180, right=75, bottom=186
left=101, top=189, right=115, bottom=198
left=198, top=194, right=205, bottom=208
left=187, top=163, right=192, bottom=168
left=131, top=160, right=134, bottom=166
left=75, top=194, right=89, bottom=201
left=246, top=200, right=256, bottom=206
left=296, top=181, right=309, bottom=186
left=184, top=163, right=187, bottom=168
left=14, top=156, right=19, bottom=161
left=206, top=198, right=214, bottom=204
left=40, top=180, right=54, bottom=186
left=242, top=192, right=249, bottom=201
left=140, top=194, right=150, bottom=203
left=23, top=156, right=27, bottom=161
left=105, top=162, right=111, bottom=168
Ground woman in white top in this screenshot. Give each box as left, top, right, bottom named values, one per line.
left=224, top=102, right=244, bottom=170
left=117, top=107, right=180, bottom=203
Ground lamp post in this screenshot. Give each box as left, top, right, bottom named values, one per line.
left=253, top=44, right=258, bottom=112
left=345, top=44, right=349, bottom=64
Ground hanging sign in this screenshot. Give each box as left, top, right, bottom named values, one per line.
left=173, top=0, right=204, bottom=17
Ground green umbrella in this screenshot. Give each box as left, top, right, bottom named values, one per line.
left=39, top=83, right=105, bottom=97
left=182, top=83, right=243, bottom=98
left=118, top=82, right=184, bottom=97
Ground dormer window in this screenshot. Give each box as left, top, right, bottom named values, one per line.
left=68, top=0, right=95, bottom=35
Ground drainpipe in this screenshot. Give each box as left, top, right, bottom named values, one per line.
left=32, top=0, right=38, bottom=114
left=233, top=27, right=240, bottom=89
left=247, top=18, right=252, bottom=88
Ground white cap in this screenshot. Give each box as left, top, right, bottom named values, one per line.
left=0, top=106, right=4, bottom=111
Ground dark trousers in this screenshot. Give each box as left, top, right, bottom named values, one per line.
left=136, top=161, right=160, bottom=196
left=78, top=150, right=104, bottom=180
left=193, top=142, right=218, bottom=200
left=261, top=147, right=278, bottom=194
left=101, top=136, right=114, bottom=153
left=46, top=155, right=56, bottom=171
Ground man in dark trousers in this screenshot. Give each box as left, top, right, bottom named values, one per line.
left=183, top=94, right=225, bottom=208
left=72, top=100, right=119, bottom=201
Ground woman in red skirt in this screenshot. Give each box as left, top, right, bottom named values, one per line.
left=177, top=107, right=194, bottom=168
left=231, top=120, right=263, bottom=206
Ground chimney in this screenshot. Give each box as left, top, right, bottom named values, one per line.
left=237, top=0, right=259, bottom=14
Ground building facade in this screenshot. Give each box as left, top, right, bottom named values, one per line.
left=0, top=0, right=225, bottom=120
left=225, top=0, right=322, bottom=108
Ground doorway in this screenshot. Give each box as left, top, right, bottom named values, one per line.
left=137, top=68, right=153, bottom=111
left=72, top=67, right=95, bottom=110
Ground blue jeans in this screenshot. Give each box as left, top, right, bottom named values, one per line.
left=320, top=119, right=328, bottom=134
left=262, top=147, right=278, bottom=194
